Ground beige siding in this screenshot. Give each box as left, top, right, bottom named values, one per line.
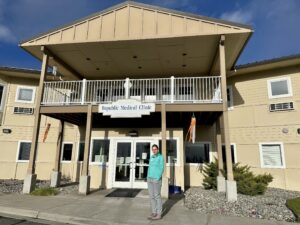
left=22, top=4, right=249, bottom=47
left=227, top=66, right=300, bottom=191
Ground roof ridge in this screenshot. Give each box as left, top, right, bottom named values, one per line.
left=20, top=0, right=252, bottom=45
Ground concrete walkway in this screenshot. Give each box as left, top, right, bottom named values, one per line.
left=0, top=189, right=295, bottom=225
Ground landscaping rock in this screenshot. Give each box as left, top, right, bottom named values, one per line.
left=184, top=187, right=300, bottom=222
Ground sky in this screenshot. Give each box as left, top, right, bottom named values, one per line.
left=0, top=0, right=300, bottom=70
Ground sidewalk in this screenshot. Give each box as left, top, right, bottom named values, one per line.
left=0, top=189, right=295, bottom=225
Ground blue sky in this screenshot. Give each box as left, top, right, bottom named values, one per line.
left=0, top=0, right=300, bottom=69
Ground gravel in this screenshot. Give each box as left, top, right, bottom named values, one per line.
left=0, top=179, right=78, bottom=195
left=184, top=187, right=300, bottom=222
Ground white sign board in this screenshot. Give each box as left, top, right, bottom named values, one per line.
left=98, top=99, right=155, bottom=118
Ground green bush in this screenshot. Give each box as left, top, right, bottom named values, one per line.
left=202, top=159, right=273, bottom=196
left=31, top=187, right=58, bottom=196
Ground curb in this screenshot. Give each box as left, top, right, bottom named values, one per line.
left=0, top=206, right=125, bottom=225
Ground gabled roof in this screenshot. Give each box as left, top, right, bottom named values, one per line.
left=20, top=0, right=252, bottom=47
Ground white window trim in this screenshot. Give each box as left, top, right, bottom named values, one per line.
left=90, top=137, right=110, bottom=165
left=16, top=140, right=31, bottom=162
left=61, top=142, right=74, bottom=163
left=267, top=77, right=293, bottom=99
left=259, top=142, right=286, bottom=169
left=185, top=141, right=212, bottom=166
left=159, top=137, right=180, bottom=167
left=227, top=85, right=234, bottom=110
left=0, top=83, right=6, bottom=111
left=15, top=86, right=36, bottom=103
left=221, top=143, right=237, bottom=164
left=77, top=141, right=85, bottom=163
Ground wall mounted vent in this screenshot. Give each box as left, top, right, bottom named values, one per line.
left=269, top=102, right=294, bottom=112
left=13, top=107, right=34, bottom=115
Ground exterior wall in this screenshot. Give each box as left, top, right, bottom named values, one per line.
left=1, top=64, right=300, bottom=192
left=0, top=75, right=79, bottom=183
left=227, top=65, right=300, bottom=191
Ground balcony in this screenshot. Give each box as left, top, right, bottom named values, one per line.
left=42, top=76, right=222, bottom=106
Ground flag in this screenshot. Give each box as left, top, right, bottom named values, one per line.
left=186, top=115, right=196, bottom=143
left=43, top=123, right=51, bottom=142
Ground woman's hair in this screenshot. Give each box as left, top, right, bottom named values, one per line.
left=152, top=144, right=159, bottom=149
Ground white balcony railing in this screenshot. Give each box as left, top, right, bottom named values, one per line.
left=42, top=76, right=222, bottom=105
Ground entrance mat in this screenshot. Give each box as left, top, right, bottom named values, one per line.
left=105, top=188, right=142, bottom=198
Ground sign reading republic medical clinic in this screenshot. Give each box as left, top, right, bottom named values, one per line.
left=98, top=99, right=155, bottom=118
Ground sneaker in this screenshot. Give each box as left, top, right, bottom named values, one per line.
left=147, top=213, right=156, bottom=220
left=151, top=214, right=162, bottom=220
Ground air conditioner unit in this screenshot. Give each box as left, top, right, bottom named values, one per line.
left=13, top=107, right=34, bottom=115
left=269, top=102, right=294, bottom=112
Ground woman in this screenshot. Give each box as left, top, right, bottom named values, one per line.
left=147, top=144, right=164, bottom=220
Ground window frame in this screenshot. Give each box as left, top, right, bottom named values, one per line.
left=157, top=137, right=180, bottom=166
left=184, top=141, right=212, bottom=166
left=77, top=141, right=85, bottom=162
left=16, top=140, right=31, bottom=162
left=227, top=85, right=234, bottom=110
left=222, top=143, right=237, bottom=164
left=61, top=142, right=74, bottom=163
left=15, top=86, right=36, bottom=103
left=267, top=77, right=292, bottom=99
left=259, top=142, right=286, bottom=168
left=89, top=138, right=110, bottom=165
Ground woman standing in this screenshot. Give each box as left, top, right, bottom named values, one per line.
left=147, top=144, right=164, bottom=220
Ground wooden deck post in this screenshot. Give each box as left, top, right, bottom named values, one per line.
left=79, top=104, right=93, bottom=194
left=23, top=48, right=49, bottom=194
left=50, top=120, right=64, bottom=187
left=216, top=117, right=225, bottom=192
left=219, top=35, right=237, bottom=201
left=161, top=103, right=169, bottom=199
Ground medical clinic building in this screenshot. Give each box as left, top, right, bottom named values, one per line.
left=0, top=1, right=299, bottom=200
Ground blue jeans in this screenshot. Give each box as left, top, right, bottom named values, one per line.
left=147, top=177, right=162, bottom=215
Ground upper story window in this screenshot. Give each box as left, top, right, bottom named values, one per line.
left=267, top=77, right=292, bottom=99
left=15, top=86, right=36, bottom=103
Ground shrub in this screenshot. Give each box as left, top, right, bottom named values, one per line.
left=31, top=187, right=58, bottom=196
left=202, top=159, right=273, bottom=196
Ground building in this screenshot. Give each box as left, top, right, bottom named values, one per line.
left=0, top=1, right=299, bottom=201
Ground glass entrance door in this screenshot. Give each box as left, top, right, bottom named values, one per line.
left=132, top=141, right=151, bottom=189
left=113, top=140, right=153, bottom=189
left=114, top=141, right=133, bottom=188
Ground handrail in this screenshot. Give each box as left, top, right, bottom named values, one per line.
left=42, top=76, right=222, bottom=105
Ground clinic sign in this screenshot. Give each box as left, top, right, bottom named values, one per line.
left=99, top=99, right=155, bottom=118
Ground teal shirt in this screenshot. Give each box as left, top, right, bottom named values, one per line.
left=147, top=153, right=164, bottom=180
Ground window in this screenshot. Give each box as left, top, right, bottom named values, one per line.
left=185, top=142, right=210, bottom=164
left=158, top=139, right=177, bottom=163
left=17, top=141, right=31, bottom=161
left=259, top=143, right=285, bottom=168
left=78, top=142, right=85, bottom=161
left=227, top=86, right=233, bottom=109
left=0, top=84, right=4, bottom=110
left=267, top=77, right=292, bottom=99
left=91, top=139, right=110, bottom=163
left=222, top=144, right=237, bottom=164
left=16, top=86, right=35, bottom=103
left=62, top=143, right=73, bottom=161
